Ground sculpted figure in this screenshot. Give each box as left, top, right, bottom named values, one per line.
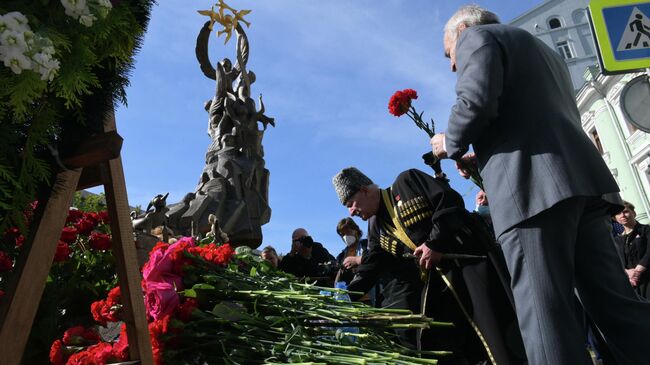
left=132, top=193, right=171, bottom=234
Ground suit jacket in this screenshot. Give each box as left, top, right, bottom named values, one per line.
left=445, top=24, right=619, bottom=237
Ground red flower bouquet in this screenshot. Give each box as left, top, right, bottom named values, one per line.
left=388, top=89, right=435, bottom=137
left=388, top=88, right=484, bottom=190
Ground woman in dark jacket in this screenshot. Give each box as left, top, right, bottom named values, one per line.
left=615, top=201, right=650, bottom=300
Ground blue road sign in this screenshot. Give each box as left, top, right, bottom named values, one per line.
left=604, top=3, right=650, bottom=61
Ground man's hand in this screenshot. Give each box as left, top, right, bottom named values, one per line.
left=430, top=133, right=448, bottom=159
left=343, top=256, right=362, bottom=269
left=413, top=244, right=442, bottom=270
left=626, top=268, right=638, bottom=287
left=455, top=153, right=477, bottom=179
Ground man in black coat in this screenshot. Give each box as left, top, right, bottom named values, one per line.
left=278, top=228, right=335, bottom=286
left=333, top=167, right=525, bottom=364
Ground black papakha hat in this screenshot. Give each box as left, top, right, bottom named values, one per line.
left=332, top=167, right=373, bottom=204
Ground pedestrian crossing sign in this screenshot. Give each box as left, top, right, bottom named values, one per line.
left=590, top=0, right=650, bottom=73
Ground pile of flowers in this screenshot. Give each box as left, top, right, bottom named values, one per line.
left=0, top=200, right=118, bottom=363
left=50, top=237, right=452, bottom=364
left=60, top=0, right=113, bottom=27
left=0, top=11, right=60, bottom=80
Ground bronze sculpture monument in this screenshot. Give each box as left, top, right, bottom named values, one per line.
left=162, top=19, right=274, bottom=248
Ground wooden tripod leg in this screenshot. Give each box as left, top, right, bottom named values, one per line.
left=101, top=157, right=153, bottom=364
left=0, top=168, right=81, bottom=365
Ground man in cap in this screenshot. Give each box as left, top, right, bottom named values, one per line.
left=332, top=167, right=525, bottom=365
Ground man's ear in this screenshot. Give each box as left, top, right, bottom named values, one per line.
left=458, top=23, right=467, bottom=32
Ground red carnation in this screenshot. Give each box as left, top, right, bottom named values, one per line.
left=178, top=298, right=199, bottom=322
left=60, top=226, right=79, bottom=244
left=0, top=251, right=13, bottom=272
left=98, top=211, right=110, bottom=224
left=0, top=289, right=5, bottom=299
left=65, top=342, right=115, bottom=365
left=62, top=326, right=100, bottom=346
left=49, top=339, right=66, bottom=365
left=53, top=241, right=71, bottom=262
left=388, top=88, right=418, bottom=117
left=112, top=323, right=129, bottom=361
left=75, top=218, right=96, bottom=236
left=14, top=235, right=24, bottom=248
left=4, top=226, right=20, bottom=242
left=66, top=209, right=84, bottom=224
left=89, top=232, right=112, bottom=250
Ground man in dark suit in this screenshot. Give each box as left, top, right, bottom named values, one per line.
left=429, top=5, right=650, bottom=364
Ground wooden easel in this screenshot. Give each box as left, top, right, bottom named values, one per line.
left=0, top=108, right=153, bottom=365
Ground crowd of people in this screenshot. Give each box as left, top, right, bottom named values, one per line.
left=256, top=4, right=650, bottom=364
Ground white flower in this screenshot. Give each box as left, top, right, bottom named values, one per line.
left=2, top=12, right=29, bottom=33
left=61, top=0, right=90, bottom=18
left=41, top=46, right=55, bottom=56
left=2, top=46, right=31, bottom=74
left=0, top=31, right=28, bottom=51
left=79, top=14, right=96, bottom=27
left=96, top=0, right=112, bottom=9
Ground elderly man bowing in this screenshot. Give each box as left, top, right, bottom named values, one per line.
left=333, top=167, right=525, bottom=364
left=430, top=5, right=650, bottom=364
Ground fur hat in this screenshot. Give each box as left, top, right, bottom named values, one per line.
left=332, top=167, right=373, bottom=204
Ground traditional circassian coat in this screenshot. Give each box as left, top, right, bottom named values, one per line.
left=348, top=169, right=527, bottom=365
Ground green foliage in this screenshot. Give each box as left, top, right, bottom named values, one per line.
left=72, top=191, right=107, bottom=212
left=0, top=0, right=155, bottom=235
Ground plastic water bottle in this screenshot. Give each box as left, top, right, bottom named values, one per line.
left=333, top=281, right=359, bottom=342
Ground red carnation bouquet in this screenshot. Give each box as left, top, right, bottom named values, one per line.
left=388, top=89, right=435, bottom=137
left=388, top=88, right=484, bottom=190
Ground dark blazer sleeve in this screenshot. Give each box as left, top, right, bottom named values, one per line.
left=348, top=217, right=391, bottom=295
left=445, top=27, right=504, bottom=160
left=638, top=225, right=650, bottom=268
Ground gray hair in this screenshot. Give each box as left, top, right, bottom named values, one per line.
left=444, top=5, right=500, bottom=41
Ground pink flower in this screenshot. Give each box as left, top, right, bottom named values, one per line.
left=145, top=281, right=180, bottom=320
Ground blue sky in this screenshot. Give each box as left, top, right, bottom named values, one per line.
left=110, top=0, right=543, bottom=256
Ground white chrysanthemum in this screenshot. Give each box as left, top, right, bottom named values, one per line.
left=0, top=30, right=28, bottom=51
left=96, top=0, right=112, bottom=9
left=2, top=46, right=31, bottom=74
left=79, top=14, right=96, bottom=27
left=1, top=12, right=29, bottom=33
left=32, top=52, right=60, bottom=81
left=61, top=0, right=90, bottom=18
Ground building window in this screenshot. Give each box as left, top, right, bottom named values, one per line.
left=557, top=41, right=574, bottom=59
left=590, top=128, right=604, bottom=155
left=549, top=17, right=562, bottom=29
left=572, top=10, right=586, bottom=25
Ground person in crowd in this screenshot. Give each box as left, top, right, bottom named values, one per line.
left=428, top=4, right=650, bottom=364
left=335, top=218, right=368, bottom=284
left=261, top=245, right=280, bottom=268
left=333, top=166, right=525, bottom=364
left=278, top=228, right=335, bottom=285
left=474, top=189, right=493, bottom=233
left=615, top=201, right=650, bottom=300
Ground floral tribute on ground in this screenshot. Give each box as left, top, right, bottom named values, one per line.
left=50, top=236, right=452, bottom=364
left=0, top=198, right=118, bottom=363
